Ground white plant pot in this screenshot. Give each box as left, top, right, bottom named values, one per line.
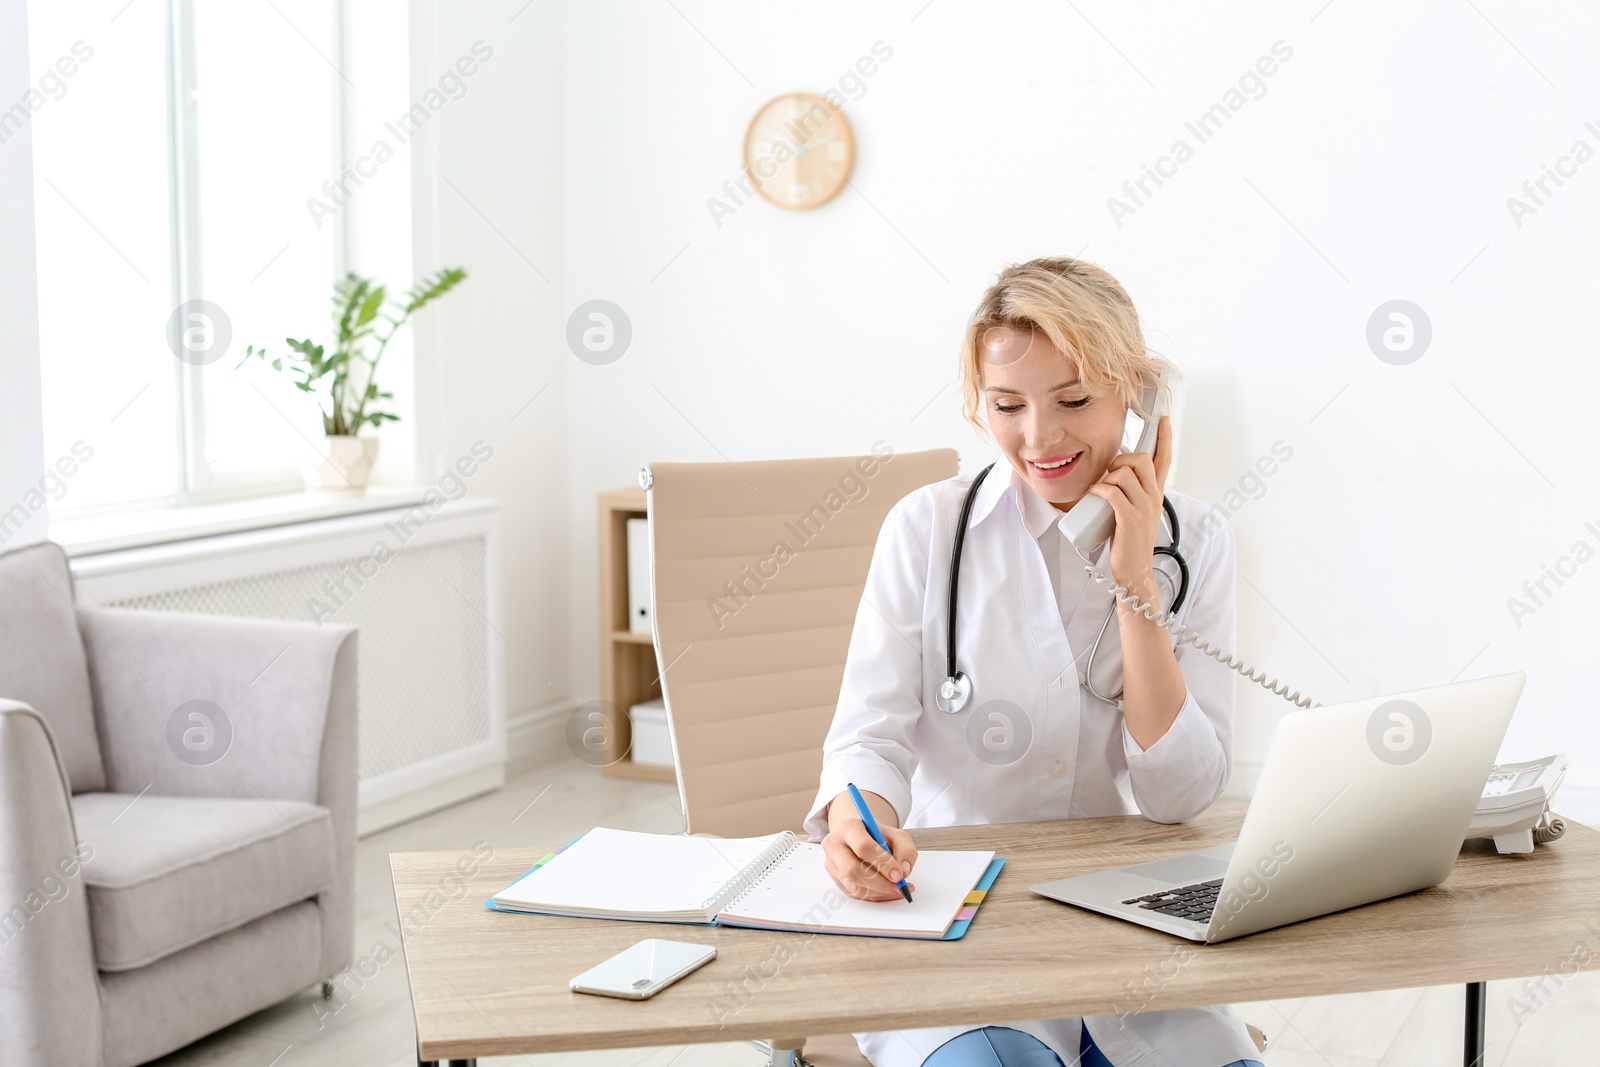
left=303, top=435, right=380, bottom=494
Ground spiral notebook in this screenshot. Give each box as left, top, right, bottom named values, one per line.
left=488, top=826, right=1004, bottom=940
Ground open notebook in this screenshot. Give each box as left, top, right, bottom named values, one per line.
left=488, top=827, right=1004, bottom=940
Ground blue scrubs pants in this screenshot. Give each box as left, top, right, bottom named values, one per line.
left=920, top=1022, right=1267, bottom=1067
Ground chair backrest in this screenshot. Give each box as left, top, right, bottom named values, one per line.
left=644, top=447, right=957, bottom=838
left=0, top=541, right=106, bottom=793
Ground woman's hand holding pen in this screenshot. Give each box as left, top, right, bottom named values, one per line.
left=821, top=789, right=919, bottom=902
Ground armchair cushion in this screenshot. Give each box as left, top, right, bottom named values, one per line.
left=0, top=542, right=105, bottom=793
left=72, top=792, right=335, bottom=972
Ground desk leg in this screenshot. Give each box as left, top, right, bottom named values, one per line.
left=756, top=1036, right=810, bottom=1066
left=1463, top=980, right=1486, bottom=1067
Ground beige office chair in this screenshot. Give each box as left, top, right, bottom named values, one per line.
left=643, top=449, right=955, bottom=1067
left=641, top=447, right=957, bottom=840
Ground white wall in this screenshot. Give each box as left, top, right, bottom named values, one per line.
left=543, top=1, right=1600, bottom=816
left=0, top=0, right=49, bottom=550
left=412, top=0, right=570, bottom=740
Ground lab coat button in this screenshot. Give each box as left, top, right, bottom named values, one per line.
left=1048, top=759, right=1064, bottom=777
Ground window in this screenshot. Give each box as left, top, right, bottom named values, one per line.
left=29, top=0, right=343, bottom=512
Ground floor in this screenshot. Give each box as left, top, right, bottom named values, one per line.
left=149, top=749, right=1598, bottom=1067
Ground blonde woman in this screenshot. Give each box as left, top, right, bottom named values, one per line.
left=803, top=258, right=1264, bottom=1067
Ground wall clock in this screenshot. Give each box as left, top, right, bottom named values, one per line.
left=742, top=92, right=855, bottom=210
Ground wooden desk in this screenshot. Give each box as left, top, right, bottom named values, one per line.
left=390, top=806, right=1600, bottom=1066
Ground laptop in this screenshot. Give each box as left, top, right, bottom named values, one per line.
left=1030, top=672, right=1526, bottom=943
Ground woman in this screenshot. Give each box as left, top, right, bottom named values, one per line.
left=802, top=258, right=1265, bottom=1067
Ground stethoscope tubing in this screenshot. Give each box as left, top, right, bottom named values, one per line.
left=1082, top=501, right=1184, bottom=706
left=944, top=462, right=994, bottom=684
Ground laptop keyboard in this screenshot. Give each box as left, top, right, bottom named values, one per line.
left=1121, top=878, right=1223, bottom=921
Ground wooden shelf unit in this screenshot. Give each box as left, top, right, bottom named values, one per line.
left=596, top=489, right=675, bottom=782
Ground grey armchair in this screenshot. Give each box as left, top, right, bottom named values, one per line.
left=0, top=541, right=357, bottom=1065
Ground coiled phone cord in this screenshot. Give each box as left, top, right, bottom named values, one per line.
left=1533, top=811, right=1566, bottom=844
left=1076, top=548, right=1320, bottom=711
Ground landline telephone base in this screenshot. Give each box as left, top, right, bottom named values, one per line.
left=1465, top=809, right=1566, bottom=855
left=1462, top=754, right=1568, bottom=854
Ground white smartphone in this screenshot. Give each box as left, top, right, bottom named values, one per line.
left=568, top=938, right=717, bottom=1000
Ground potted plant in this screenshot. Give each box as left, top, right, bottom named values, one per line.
left=240, top=266, right=467, bottom=493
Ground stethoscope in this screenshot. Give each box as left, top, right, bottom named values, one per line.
left=934, top=461, right=1190, bottom=714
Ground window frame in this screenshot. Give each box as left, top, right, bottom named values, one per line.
left=164, top=0, right=347, bottom=506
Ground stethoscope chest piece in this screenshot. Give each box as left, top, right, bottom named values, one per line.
left=936, top=672, right=972, bottom=714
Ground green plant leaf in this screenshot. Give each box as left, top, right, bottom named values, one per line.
left=336, top=276, right=372, bottom=343
left=355, top=287, right=385, bottom=328
left=401, top=266, right=468, bottom=314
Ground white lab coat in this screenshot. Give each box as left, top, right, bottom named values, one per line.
left=803, top=459, right=1261, bottom=1067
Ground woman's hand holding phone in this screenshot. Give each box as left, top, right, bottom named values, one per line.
left=1084, top=413, right=1173, bottom=606
left=820, top=789, right=919, bottom=901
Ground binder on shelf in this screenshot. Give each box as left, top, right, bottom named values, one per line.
left=626, top=517, right=650, bottom=635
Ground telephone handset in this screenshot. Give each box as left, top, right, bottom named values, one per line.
left=1056, top=370, right=1569, bottom=852
left=1057, top=368, right=1170, bottom=555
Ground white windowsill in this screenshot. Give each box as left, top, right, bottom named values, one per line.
left=52, top=487, right=434, bottom=558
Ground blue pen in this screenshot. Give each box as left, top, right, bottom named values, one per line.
left=846, top=783, right=913, bottom=903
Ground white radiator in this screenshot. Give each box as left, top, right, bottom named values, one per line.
left=68, top=499, right=505, bottom=834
